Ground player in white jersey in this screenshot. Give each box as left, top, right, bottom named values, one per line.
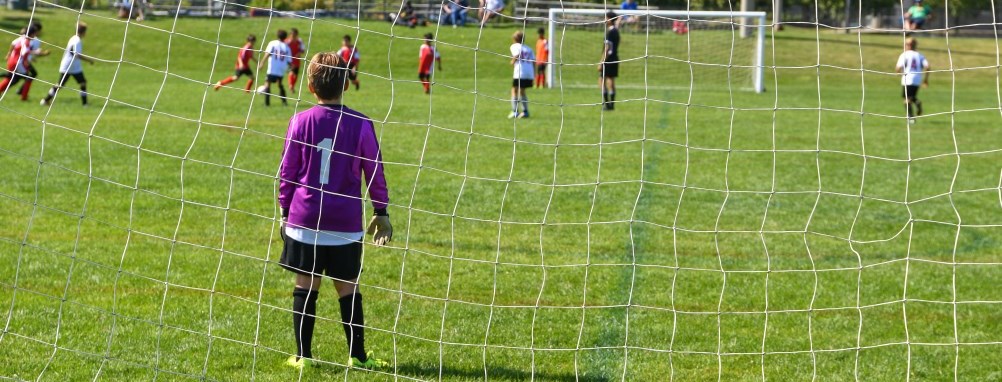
left=42, top=23, right=94, bottom=106
left=895, top=37, right=930, bottom=123
left=257, top=29, right=292, bottom=106
left=508, top=30, right=535, bottom=119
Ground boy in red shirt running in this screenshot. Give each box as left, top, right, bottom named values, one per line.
left=213, top=34, right=257, bottom=92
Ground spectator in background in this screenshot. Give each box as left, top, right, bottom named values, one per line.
left=440, top=0, right=468, bottom=27
left=479, top=0, right=503, bottom=26
left=119, top=0, right=146, bottom=21
left=904, top=0, right=932, bottom=31
left=620, top=0, right=638, bottom=24
left=389, top=0, right=421, bottom=28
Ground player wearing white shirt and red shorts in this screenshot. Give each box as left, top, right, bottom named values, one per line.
left=895, top=37, right=930, bottom=123
left=258, top=29, right=292, bottom=106
left=508, top=30, right=535, bottom=119
left=42, top=23, right=94, bottom=106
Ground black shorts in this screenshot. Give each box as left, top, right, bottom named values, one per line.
left=601, top=62, right=619, bottom=78
left=536, top=63, right=547, bottom=73
left=57, top=72, right=86, bottom=86
left=266, top=74, right=283, bottom=83
left=512, top=78, right=533, bottom=89
left=234, top=68, right=253, bottom=78
left=902, top=85, right=920, bottom=100
left=279, top=237, right=363, bottom=281
left=419, top=72, right=431, bottom=80
left=348, top=70, right=358, bottom=81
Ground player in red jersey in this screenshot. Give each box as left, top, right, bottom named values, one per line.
left=336, top=35, right=361, bottom=91
left=0, top=25, right=39, bottom=98
left=417, top=33, right=441, bottom=94
left=213, top=35, right=257, bottom=92
left=286, top=28, right=304, bottom=88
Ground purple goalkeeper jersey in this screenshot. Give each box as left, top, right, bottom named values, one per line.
left=279, top=104, right=389, bottom=232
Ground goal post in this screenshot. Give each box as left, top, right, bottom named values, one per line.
left=546, top=9, right=767, bottom=93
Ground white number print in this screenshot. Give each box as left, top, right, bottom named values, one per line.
left=316, top=137, right=333, bottom=185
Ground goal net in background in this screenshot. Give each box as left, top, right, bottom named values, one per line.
left=547, top=9, right=766, bottom=93
left=2, top=0, right=1002, bottom=380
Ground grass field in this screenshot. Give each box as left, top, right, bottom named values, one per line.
left=2, top=6, right=1002, bottom=381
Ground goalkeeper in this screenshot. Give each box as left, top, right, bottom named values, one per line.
left=278, top=52, right=392, bottom=370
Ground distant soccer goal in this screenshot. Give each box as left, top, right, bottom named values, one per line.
left=546, top=9, right=767, bottom=93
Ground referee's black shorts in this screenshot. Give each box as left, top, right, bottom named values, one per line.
left=601, top=62, right=619, bottom=78
left=279, top=237, right=363, bottom=281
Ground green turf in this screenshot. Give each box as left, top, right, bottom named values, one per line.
left=2, top=7, right=1002, bottom=382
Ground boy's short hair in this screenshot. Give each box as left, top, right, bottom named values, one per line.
left=77, top=22, right=88, bottom=35
left=906, top=37, right=918, bottom=49
left=246, top=34, right=257, bottom=42
left=512, top=31, right=523, bottom=43
left=423, top=33, right=434, bottom=41
left=537, top=27, right=545, bottom=35
left=308, top=52, right=348, bottom=100
left=277, top=29, right=288, bottom=41
left=291, top=28, right=299, bottom=35
left=26, top=25, right=39, bottom=36
left=343, top=34, right=352, bottom=43
left=606, top=11, right=617, bottom=22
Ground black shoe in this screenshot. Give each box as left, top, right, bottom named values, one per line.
left=916, top=101, right=923, bottom=116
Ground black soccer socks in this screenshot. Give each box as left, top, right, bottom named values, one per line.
left=292, top=288, right=318, bottom=359
left=338, top=293, right=367, bottom=361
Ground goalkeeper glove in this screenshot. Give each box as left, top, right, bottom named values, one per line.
left=367, top=209, right=392, bottom=246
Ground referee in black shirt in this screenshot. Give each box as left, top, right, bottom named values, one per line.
left=599, top=11, right=620, bottom=110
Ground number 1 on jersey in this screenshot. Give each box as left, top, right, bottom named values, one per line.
left=317, top=138, right=333, bottom=185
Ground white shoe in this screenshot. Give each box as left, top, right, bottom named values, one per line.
left=507, top=112, right=518, bottom=119
left=40, top=99, right=49, bottom=106
left=908, top=118, right=916, bottom=125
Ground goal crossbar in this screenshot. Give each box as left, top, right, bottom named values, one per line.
left=546, top=9, right=768, bottom=93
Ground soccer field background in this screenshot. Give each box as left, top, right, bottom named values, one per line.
left=2, top=8, right=1002, bottom=381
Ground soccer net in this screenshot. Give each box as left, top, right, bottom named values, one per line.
left=3, top=0, right=1002, bottom=380
left=547, top=9, right=766, bottom=93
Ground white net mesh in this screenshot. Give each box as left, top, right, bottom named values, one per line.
left=548, top=10, right=765, bottom=93
left=2, top=0, right=1002, bottom=380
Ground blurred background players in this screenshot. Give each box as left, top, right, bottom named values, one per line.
left=214, top=34, right=257, bottom=92
left=509, top=30, right=534, bottom=118
left=895, top=37, right=930, bottom=124
left=534, top=28, right=548, bottom=88
left=1, top=24, right=44, bottom=100
left=257, top=29, right=292, bottom=106
left=418, top=33, right=441, bottom=94
left=286, top=28, right=304, bottom=88
left=337, top=35, right=361, bottom=90
left=41, top=22, right=94, bottom=106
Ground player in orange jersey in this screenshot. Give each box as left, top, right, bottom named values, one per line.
left=534, top=28, right=549, bottom=88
